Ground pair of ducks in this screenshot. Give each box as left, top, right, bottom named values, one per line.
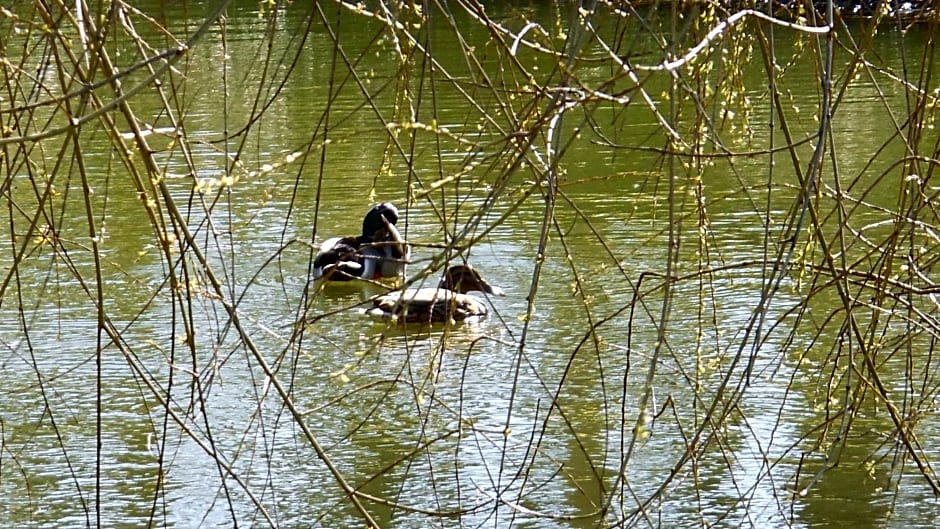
left=313, top=202, right=504, bottom=324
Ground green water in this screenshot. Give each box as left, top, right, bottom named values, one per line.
left=0, top=1, right=937, bottom=527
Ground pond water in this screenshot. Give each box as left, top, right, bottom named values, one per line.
left=1, top=1, right=938, bottom=528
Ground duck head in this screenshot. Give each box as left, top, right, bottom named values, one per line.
left=439, top=264, right=505, bottom=296
left=361, top=202, right=400, bottom=240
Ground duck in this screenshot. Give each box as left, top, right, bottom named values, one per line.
left=313, top=202, right=410, bottom=282
left=366, top=264, right=504, bottom=324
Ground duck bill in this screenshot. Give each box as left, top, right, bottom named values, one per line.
left=386, top=223, right=410, bottom=257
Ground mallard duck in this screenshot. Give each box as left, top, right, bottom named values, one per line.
left=313, top=202, right=410, bottom=281
left=366, top=264, right=504, bottom=323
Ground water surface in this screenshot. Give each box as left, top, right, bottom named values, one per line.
left=1, top=2, right=937, bottom=528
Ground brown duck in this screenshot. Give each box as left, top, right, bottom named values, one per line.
left=366, top=264, right=504, bottom=324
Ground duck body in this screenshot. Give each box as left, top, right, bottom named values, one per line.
left=312, top=234, right=375, bottom=280
left=367, top=264, right=504, bottom=324
left=313, top=202, right=410, bottom=282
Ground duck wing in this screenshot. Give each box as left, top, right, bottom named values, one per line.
left=313, top=236, right=368, bottom=280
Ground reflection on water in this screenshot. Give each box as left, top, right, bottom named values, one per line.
left=1, top=1, right=938, bottom=528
